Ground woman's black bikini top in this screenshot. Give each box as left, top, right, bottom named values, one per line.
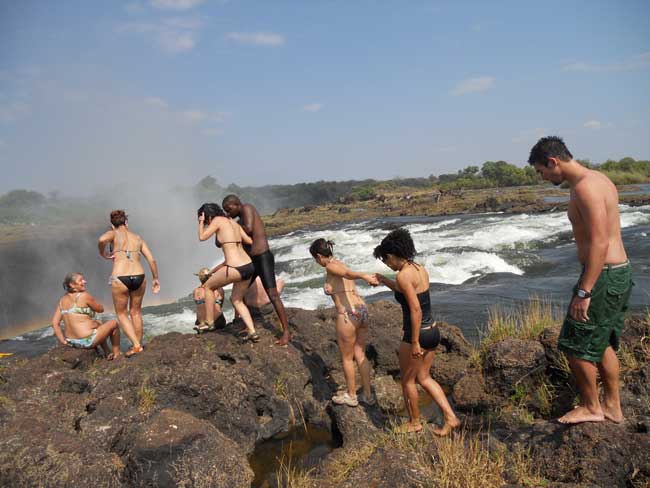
left=394, top=290, right=433, bottom=330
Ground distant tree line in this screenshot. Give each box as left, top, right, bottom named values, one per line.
left=2, top=157, right=648, bottom=224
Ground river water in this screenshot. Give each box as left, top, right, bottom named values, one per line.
left=3, top=203, right=649, bottom=357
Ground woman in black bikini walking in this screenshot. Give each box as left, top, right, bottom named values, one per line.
left=374, top=228, right=459, bottom=435
left=98, top=209, right=160, bottom=357
left=197, top=203, right=258, bottom=342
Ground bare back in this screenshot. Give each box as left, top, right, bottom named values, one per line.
left=110, top=227, right=145, bottom=275
left=215, top=216, right=252, bottom=267
left=325, top=271, right=365, bottom=313
left=241, top=203, right=269, bottom=256
left=569, top=170, right=627, bottom=265
left=57, top=292, right=98, bottom=339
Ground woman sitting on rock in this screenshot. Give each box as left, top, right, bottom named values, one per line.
left=51, top=272, right=121, bottom=359
left=373, top=228, right=459, bottom=435
left=197, top=203, right=258, bottom=342
left=310, top=238, right=377, bottom=407
left=193, top=267, right=226, bottom=333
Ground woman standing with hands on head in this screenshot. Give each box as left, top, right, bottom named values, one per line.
left=196, top=203, right=259, bottom=342
left=374, top=228, right=459, bottom=435
left=98, top=210, right=160, bottom=358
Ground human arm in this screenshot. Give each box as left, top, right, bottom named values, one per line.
left=82, top=292, right=105, bottom=314
left=50, top=308, right=69, bottom=346
left=375, top=273, right=398, bottom=291
left=397, top=272, right=423, bottom=358
left=198, top=213, right=220, bottom=241
left=325, top=260, right=378, bottom=286
left=239, top=224, right=253, bottom=245
left=570, top=184, right=608, bottom=322
left=239, top=206, right=255, bottom=236
left=97, top=230, right=115, bottom=260
left=141, top=240, right=160, bottom=294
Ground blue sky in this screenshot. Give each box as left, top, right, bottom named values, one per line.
left=1, top=0, right=649, bottom=193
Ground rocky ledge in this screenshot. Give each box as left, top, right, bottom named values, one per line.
left=0, top=302, right=648, bottom=487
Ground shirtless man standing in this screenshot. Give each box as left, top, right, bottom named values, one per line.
left=528, top=136, right=633, bottom=424
left=222, top=195, right=292, bottom=345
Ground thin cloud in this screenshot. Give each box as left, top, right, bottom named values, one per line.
left=144, top=97, right=168, bottom=108
left=180, top=109, right=227, bottom=124
left=150, top=0, right=205, bottom=10
left=563, top=52, right=650, bottom=72
left=583, top=120, right=613, bottom=130
left=302, top=103, right=323, bottom=112
left=125, top=2, right=145, bottom=14
left=117, top=17, right=203, bottom=53
left=451, top=76, right=494, bottom=96
left=226, top=32, right=285, bottom=46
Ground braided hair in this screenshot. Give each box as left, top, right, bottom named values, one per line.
left=373, top=228, right=416, bottom=261
left=309, top=238, right=335, bottom=258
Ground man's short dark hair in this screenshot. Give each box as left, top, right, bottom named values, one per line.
left=528, top=136, right=573, bottom=166
left=222, top=194, right=240, bottom=207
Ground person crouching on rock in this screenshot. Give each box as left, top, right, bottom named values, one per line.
left=51, top=272, right=121, bottom=359
left=197, top=203, right=259, bottom=343
left=310, top=238, right=377, bottom=407
left=193, top=267, right=226, bottom=333
left=373, top=228, right=460, bottom=435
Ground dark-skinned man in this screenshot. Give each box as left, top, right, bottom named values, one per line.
left=222, top=195, right=292, bottom=346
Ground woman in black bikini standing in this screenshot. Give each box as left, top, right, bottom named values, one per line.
left=197, top=203, right=258, bottom=342
left=374, top=228, right=459, bottom=435
left=98, top=209, right=160, bottom=357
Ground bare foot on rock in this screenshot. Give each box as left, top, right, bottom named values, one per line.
left=558, top=406, right=605, bottom=424
left=275, top=333, right=292, bottom=347
left=395, top=422, right=422, bottom=434
left=433, top=417, right=461, bottom=437
left=602, top=404, right=625, bottom=423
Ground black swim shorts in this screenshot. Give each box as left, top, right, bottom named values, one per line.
left=558, top=262, right=633, bottom=363
left=402, top=322, right=441, bottom=350
left=251, top=250, right=278, bottom=290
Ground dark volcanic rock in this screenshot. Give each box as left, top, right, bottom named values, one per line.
left=452, top=372, right=491, bottom=412
left=484, top=338, right=547, bottom=396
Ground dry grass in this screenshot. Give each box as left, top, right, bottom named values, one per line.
left=275, top=444, right=318, bottom=488
left=509, top=448, right=549, bottom=487
left=325, top=442, right=376, bottom=484
left=480, top=296, right=562, bottom=351
left=428, top=429, right=505, bottom=488
left=137, top=381, right=156, bottom=413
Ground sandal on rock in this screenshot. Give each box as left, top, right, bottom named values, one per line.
left=243, top=332, right=260, bottom=343
left=125, top=344, right=144, bottom=358
left=194, top=323, right=211, bottom=334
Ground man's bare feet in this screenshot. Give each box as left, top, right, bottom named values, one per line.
left=558, top=405, right=605, bottom=424
left=433, top=417, right=461, bottom=437
left=602, top=404, right=625, bottom=423
left=275, top=333, right=292, bottom=347
left=107, top=352, right=122, bottom=361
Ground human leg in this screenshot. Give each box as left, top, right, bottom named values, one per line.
left=231, top=280, right=256, bottom=336
left=90, top=320, right=121, bottom=359
left=254, top=251, right=291, bottom=345
left=112, top=282, right=140, bottom=349
left=335, top=315, right=358, bottom=398
left=398, top=341, right=422, bottom=432
left=353, top=322, right=371, bottom=398
left=598, top=346, right=624, bottom=422
left=558, top=355, right=605, bottom=424
left=129, top=278, right=147, bottom=344
left=267, top=288, right=291, bottom=345
left=417, top=350, right=459, bottom=435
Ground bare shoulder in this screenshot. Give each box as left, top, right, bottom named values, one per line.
left=243, top=203, right=259, bottom=216
left=575, top=170, right=616, bottom=197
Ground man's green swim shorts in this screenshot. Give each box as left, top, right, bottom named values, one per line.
left=558, top=262, right=633, bottom=363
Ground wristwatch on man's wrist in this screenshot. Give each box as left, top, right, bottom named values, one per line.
left=576, top=288, right=592, bottom=299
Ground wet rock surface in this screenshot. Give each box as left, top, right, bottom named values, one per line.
left=1, top=302, right=649, bottom=487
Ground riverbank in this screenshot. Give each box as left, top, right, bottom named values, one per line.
left=1, top=301, right=648, bottom=487
left=263, top=184, right=650, bottom=236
